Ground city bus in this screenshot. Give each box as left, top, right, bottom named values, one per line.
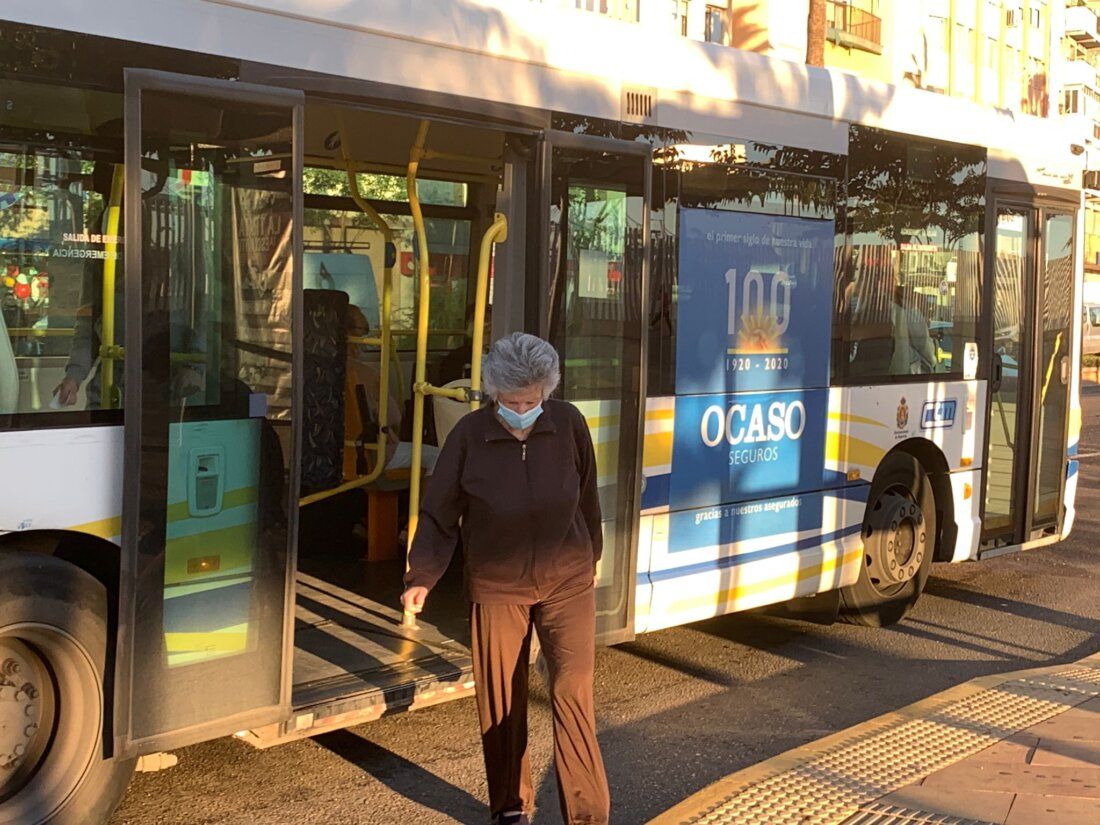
left=0, top=2, right=1085, bottom=822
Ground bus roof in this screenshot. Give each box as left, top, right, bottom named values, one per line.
left=4, top=0, right=1083, bottom=187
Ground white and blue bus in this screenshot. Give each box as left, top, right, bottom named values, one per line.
left=0, top=2, right=1085, bottom=822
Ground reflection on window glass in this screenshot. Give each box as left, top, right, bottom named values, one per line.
left=836, top=126, right=985, bottom=382
left=303, top=168, right=467, bottom=207
left=559, top=184, right=630, bottom=397
left=1034, top=212, right=1074, bottom=523
left=676, top=157, right=837, bottom=221
left=303, top=204, right=470, bottom=350
left=0, top=145, right=125, bottom=415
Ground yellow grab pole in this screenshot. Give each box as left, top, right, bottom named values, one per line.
left=469, top=213, right=507, bottom=412
left=340, top=122, right=395, bottom=486
left=404, top=119, right=432, bottom=628
left=100, top=164, right=125, bottom=407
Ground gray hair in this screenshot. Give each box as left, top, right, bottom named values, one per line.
left=482, top=332, right=560, bottom=400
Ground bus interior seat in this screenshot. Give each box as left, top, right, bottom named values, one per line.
left=301, top=289, right=349, bottom=495
left=433, top=378, right=472, bottom=448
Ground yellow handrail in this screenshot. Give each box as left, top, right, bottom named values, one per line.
left=1040, top=331, right=1064, bottom=405
left=406, top=120, right=432, bottom=572
left=342, top=122, right=394, bottom=489
left=298, top=122, right=399, bottom=508
left=99, top=164, right=124, bottom=408
left=470, top=212, right=507, bottom=412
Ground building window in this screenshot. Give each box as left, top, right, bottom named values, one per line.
left=672, top=0, right=689, bottom=36
left=705, top=5, right=727, bottom=44
left=1065, top=88, right=1080, bottom=114
left=986, top=36, right=998, bottom=69
left=1030, top=6, right=1041, bottom=29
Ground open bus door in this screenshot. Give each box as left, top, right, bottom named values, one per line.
left=981, top=185, right=1077, bottom=550
left=116, top=70, right=303, bottom=754
left=542, top=132, right=650, bottom=644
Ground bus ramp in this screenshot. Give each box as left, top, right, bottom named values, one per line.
left=651, top=653, right=1100, bottom=825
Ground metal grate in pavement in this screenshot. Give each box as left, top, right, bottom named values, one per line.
left=675, top=666, right=1100, bottom=825
left=841, top=801, right=998, bottom=825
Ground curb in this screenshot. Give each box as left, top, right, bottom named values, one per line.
left=650, top=652, right=1100, bottom=825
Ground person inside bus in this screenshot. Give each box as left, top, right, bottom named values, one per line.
left=53, top=161, right=124, bottom=409
left=401, top=332, right=609, bottom=825
left=889, top=283, right=938, bottom=375
left=436, top=302, right=492, bottom=385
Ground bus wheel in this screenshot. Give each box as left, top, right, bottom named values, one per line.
left=0, top=553, right=135, bottom=825
left=839, top=454, right=936, bottom=627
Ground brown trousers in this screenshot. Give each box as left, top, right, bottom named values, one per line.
left=471, top=583, right=610, bottom=824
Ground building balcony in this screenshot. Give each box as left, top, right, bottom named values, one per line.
left=1065, top=58, right=1100, bottom=91
left=1066, top=4, right=1100, bottom=50
left=826, top=1, right=883, bottom=54
left=1062, top=112, right=1100, bottom=147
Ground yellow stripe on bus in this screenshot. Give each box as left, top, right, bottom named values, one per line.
left=165, top=627, right=249, bottom=654
left=827, top=411, right=888, bottom=429
left=667, top=547, right=863, bottom=615
left=68, top=486, right=259, bottom=543
left=70, top=515, right=123, bottom=541
left=166, top=486, right=258, bottom=523
left=825, top=432, right=887, bottom=468
left=643, top=431, right=673, bottom=469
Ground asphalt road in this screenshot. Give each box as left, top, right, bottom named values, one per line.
left=111, top=391, right=1100, bottom=825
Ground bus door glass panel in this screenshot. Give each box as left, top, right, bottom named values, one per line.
left=983, top=206, right=1032, bottom=540
left=545, top=139, right=647, bottom=643
left=1032, top=211, right=1074, bottom=529
left=122, top=73, right=301, bottom=751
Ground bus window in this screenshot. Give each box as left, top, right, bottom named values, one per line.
left=837, top=126, right=984, bottom=383
left=0, top=112, right=125, bottom=418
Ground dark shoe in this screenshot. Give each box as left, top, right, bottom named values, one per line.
left=493, top=813, right=529, bottom=825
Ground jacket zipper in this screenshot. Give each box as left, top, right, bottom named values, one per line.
left=521, top=442, right=527, bottom=462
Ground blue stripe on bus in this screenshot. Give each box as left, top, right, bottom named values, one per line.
left=641, top=472, right=671, bottom=510
left=1068, top=460, right=1079, bottom=479
left=640, top=522, right=863, bottom=585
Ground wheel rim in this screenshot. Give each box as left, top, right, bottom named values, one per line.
left=862, top=486, right=928, bottom=597
left=0, top=624, right=102, bottom=825
left=0, top=639, right=57, bottom=804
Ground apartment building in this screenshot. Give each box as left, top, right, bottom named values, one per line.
left=1062, top=2, right=1100, bottom=275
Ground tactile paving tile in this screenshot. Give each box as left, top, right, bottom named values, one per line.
left=841, top=801, right=998, bottom=825
left=676, top=666, right=1100, bottom=825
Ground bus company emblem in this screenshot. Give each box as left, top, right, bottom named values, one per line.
left=896, top=397, right=909, bottom=430
left=921, top=399, right=958, bottom=430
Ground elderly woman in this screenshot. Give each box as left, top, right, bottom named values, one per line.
left=402, top=332, right=609, bottom=825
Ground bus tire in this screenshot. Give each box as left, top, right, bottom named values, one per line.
left=839, top=454, right=936, bottom=627
left=0, top=552, right=135, bottom=825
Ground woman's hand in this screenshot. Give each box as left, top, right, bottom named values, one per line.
left=53, top=377, right=80, bottom=406
left=401, top=586, right=429, bottom=616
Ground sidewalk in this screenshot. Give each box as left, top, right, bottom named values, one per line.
left=651, top=653, right=1100, bottom=825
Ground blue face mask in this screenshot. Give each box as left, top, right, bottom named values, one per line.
left=498, top=401, right=543, bottom=430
